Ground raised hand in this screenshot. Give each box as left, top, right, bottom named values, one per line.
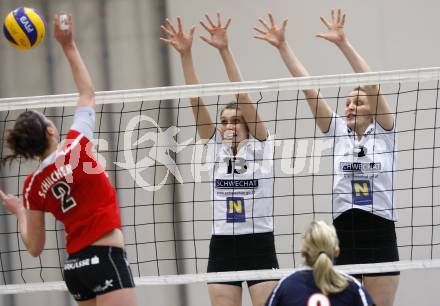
left=254, top=13, right=288, bottom=48
left=54, top=13, right=73, bottom=46
left=160, top=17, right=195, bottom=55
left=0, top=190, right=23, bottom=216
left=199, top=12, right=232, bottom=50
left=316, top=9, right=347, bottom=45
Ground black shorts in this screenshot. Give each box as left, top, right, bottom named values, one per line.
left=64, top=246, right=135, bottom=301
left=333, top=209, right=400, bottom=277
left=207, top=232, right=279, bottom=287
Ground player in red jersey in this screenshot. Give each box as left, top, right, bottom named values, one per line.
left=0, top=13, right=137, bottom=306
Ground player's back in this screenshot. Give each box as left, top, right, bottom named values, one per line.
left=266, top=269, right=372, bottom=306
left=23, top=122, right=121, bottom=254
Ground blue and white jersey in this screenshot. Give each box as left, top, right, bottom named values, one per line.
left=266, top=268, right=373, bottom=306
left=324, top=113, right=397, bottom=221
left=205, top=131, right=274, bottom=235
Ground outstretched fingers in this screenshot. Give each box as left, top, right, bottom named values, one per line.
left=159, top=37, right=173, bottom=45
left=223, top=17, right=232, bottom=30
left=189, top=25, right=196, bottom=36
left=204, top=13, right=215, bottom=28
left=253, top=13, right=288, bottom=47
left=253, top=35, right=267, bottom=41
left=160, top=17, right=196, bottom=53
left=199, top=35, right=210, bottom=44
left=329, top=9, right=345, bottom=26
left=200, top=20, right=211, bottom=33
left=268, top=12, right=275, bottom=27
left=216, top=12, right=221, bottom=27
left=253, top=25, right=267, bottom=41
left=165, top=18, right=177, bottom=34
left=202, top=13, right=231, bottom=31
left=258, top=17, right=271, bottom=31
left=281, top=18, right=288, bottom=31
left=340, top=13, right=346, bottom=26
left=253, top=26, right=266, bottom=35
left=160, top=25, right=174, bottom=37
left=177, top=16, right=183, bottom=33
left=320, top=16, right=331, bottom=30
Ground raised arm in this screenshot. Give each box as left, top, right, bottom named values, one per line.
left=200, top=13, right=267, bottom=140
left=161, top=17, right=215, bottom=140
left=316, top=9, right=394, bottom=130
left=54, top=13, right=95, bottom=109
left=254, top=13, right=333, bottom=133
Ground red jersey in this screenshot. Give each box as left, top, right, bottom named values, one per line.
left=23, top=126, right=121, bottom=254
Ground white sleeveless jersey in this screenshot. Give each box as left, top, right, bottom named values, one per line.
left=324, top=113, right=397, bottom=221
left=205, top=131, right=274, bottom=235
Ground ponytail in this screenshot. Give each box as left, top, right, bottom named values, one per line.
left=302, top=221, right=348, bottom=295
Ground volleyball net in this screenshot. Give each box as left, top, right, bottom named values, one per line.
left=0, top=68, right=439, bottom=294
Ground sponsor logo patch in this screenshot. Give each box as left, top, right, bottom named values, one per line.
left=226, top=197, right=245, bottom=223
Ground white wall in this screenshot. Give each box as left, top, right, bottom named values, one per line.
left=166, top=0, right=440, bottom=85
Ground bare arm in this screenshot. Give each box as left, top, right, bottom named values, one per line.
left=0, top=190, right=45, bottom=257
left=161, top=17, right=215, bottom=140
left=54, top=13, right=95, bottom=110
left=254, top=13, right=333, bottom=133
left=201, top=13, right=267, bottom=140
left=317, top=9, right=394, bottom=130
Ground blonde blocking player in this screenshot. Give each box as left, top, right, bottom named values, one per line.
left=255, top=9, right=399, bottom=306
left=161, top=13, right=278, bottom=306
left=0, top=13, right=137, bottom=306
left=266, top=221, right=373, bottom=306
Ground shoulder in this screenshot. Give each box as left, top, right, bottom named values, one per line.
left=271, top=270, right=316, bottom=304
left=62, top=129, right=90, bottom=151
left=203, top=130, right=222, bottom=146
left=278, top=269, right=310, bottom=289
left=338, top=271, right=373, bottom=305
left=23, top=170, right=43, bottom=210
left=24, top=173, right=34, bottom=186
left=24, top=168, right=42, bottom=192
left=247, top=131, right=274, bottom=157
left=370, top=121, right=396, bottom=148
left=65, top=129, right=82, bottom=140
left=323, top=113, right=348, bottom=136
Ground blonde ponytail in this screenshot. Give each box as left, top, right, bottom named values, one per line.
left=302, top=221, right=348, bottom=295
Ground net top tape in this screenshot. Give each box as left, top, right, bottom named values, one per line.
left=1, top=67, right=440, bottom=111
left=1, top=259, right=439, bottom=294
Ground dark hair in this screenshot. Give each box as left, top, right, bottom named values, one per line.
left=2, top=111, right=49, bottom=164
left=220, top=101, right=240, bottom=117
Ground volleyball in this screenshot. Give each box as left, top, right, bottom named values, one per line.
left=3, top=7, right=46, bottom=50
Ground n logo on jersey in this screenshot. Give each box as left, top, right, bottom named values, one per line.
left=226, top=197, right=245, bottom=223
left=351, top=180, right=373, bottom=205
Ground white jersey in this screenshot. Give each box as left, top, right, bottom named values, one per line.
left=324, top=113, right=397, bottom=221
left=205, top=131, right=274, bottom=235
